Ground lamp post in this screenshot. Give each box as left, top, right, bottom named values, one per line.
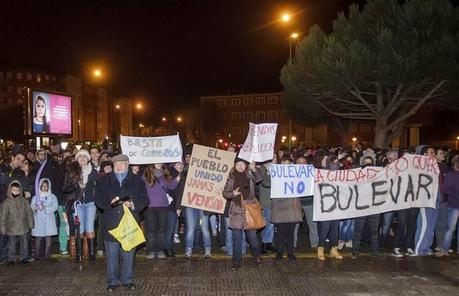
left=456, top=136, right=459, bottom=150
left=352, top=137, right=357, bottom=143
left=289, top=32, right=299, bottom=61
left=291, top=136, right=297, bottom=149
left=77, top=119, right=81, bottom=141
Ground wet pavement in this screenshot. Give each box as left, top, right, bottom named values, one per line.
left=1, top=251, right=458, bottom=296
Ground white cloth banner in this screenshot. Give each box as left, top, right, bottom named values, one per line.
left=238, top=123, right=277, bottom=162
left=313, top=155, right=439, bottom=221
left=270, top=164, right=315, bottom=198
left=120, top=134, right=182, bottom=164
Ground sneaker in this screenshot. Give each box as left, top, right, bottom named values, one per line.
left=173, top=234, right=180, bottom=244
left=185, top=248, right=192, bottom=259
left=122, top=283, right=136, bottom=291
left=6, top=261, right=15, bottom=266
left=392, top=248, right=404, bottom=258
left=337, top=240, right=345, bottom=250
left=351, top=253, right=359, bottom=260
left=434, top=249, right=448, bottom=258
left=146, top=252, right=156, bottom=260
left=346, top=240, right=353, bottom=248
left=157, top=251, right=166, bottom=259
left=97, top=250, right=104, bottom=256
left=231, top=263, right=241, bottom=271
left=220, top=246, right=227, bottom=252
left=204, top=249, right=211, bottom=259
left=107, top=285, right=119, bottom=292
left=406, top=248, right=416, bottom=257
left=60, top=250, right=69, bottom=255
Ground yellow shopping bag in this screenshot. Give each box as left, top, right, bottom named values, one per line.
left=109, top=205, right=146, bottom=251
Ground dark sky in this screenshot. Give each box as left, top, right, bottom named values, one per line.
left=0, top=0, right=359, bottom=116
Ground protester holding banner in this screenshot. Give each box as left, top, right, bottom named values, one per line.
left=257, top=157, right=276, bottom=255
left=317, top=155, right=343, bottom=260
left=351, top=156, right=381, bottom=258
left=435, top=155, right=459, bottom=257
left=95, top=154, right=149, bottom=292
left=223, top=157, right=263, bottom=270
left=165, top=161, right=185, bottom=257
left=271, top=155, right=303, bottom=261
left=142, top=164, right=179, bottom=259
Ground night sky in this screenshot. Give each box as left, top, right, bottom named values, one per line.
left=0, top=0, right=360, bottom=119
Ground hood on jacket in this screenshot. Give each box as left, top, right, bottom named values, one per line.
left=415, top=145, right=428, bottom=155
left=6, top=180, right=23, bottom=199
left=38, top=178, right=52, bottom=197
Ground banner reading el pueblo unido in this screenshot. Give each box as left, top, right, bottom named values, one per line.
left=181, top=144, right=236, bottom=214
left=120, top=134, right=182, bottom=165
left=313, top=154, right=439, bottom=221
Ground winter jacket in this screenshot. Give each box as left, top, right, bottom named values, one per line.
left=95, top=171, right=149, bottom=242
left=443, top=169, right=459, bottom=209
left=33, top=155, right=63, bottom=203
left=271, top=198, right=303, bottom=224
left=0, top=181, right=34, bottom=236
left=257, top=165, right=271, bottom=210
left=61, top=162, right=98, bottom=204
left=31, top=178, right=58, bottom=237
left=0, top=162, right=28, bottom=203
left=222, top=168, right=262, bottom=230
left=143, top=175, right=178, bottom=208
left=169, top=167, right=186, bottom=211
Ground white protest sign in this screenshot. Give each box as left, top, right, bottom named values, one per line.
left=270, top=164, right=315, bottom=198
left=313, top=154, right=439, bottom=221
left=181, top=144, right=236, bottom=214
left=120, top=134, right=182, bottom=164
left=239, top=123, right=277, bottom=162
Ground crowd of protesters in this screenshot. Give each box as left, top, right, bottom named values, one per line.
left=0, top=141, right=458, bottom=291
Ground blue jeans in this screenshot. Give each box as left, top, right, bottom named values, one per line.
left=339, top=219, right=354, bottom=241
left=232, top=228, right=260, bottom=264
left=415, top=207, right=437, bottom=255
left=381, top=211, right=394, bottom=240
left=435, top=201, right=448, bottom=248
left=0, top=234, right=8, bottom=260
left=442, top=207, right=459, bottom=252
left=261, top=208, right=274, bottom=244
left=76, top=202, right=97, bottom=234
left=185, top=207, right=211, bottom=253
left=164, top=209, right=177, bottom=252
left=318, top=220, right=339, bottom=247
left=209, top=214, right=218, bottom=234
left=105, top=241, right=135, bottom=286
left=302, top=205, right=318, bottom=248
left=224, top=217, right=247, bottom=256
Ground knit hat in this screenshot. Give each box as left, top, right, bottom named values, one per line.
left=111, top=154, right=129, bottom=163
left=234, top=156, right=249, bottom=165
left=75, top=149, right=90, bottom=161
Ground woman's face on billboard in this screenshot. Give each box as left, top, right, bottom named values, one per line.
left=36, top=99, right=45, bottom=117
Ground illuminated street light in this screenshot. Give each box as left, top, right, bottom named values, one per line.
left=115, top=104, right=121, bottom=110
left=218, top=139, right=223, bottom=143
left=177, top=116, right=182, bottom=123
left=281, top=13, right=290, bottom=22
left=136, top=103, right=143, bottom=110
left=291, top=32, right=299, bottom=39
left=291, top=136, right=297, bottom=148
left=289, top=32, right=300, bottom=61
left=161, top=117, right=167, bottom=122
left=139, top=123, right=145, bottom=128
left=352, top=137, right=358, bottom=143
left=93, top=69, right=102, bottom=78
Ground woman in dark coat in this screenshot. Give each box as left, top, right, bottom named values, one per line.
left=223, top=158, right=263, bottom=271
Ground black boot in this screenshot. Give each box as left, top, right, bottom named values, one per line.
left=261, top=243, right=267, bottom=255
left=88, top=238, right=96, bottom=262
left=267, top=243, right=277, bottom=253
left=76, top=238, right=82, bottom=262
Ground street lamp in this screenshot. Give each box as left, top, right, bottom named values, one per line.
left=352, top=137, right=357, bottom=143
left=115, top=104, right=120, bottom=110
left=136, top=103, right=143, bottom=110
left=93, top=69, right=102, bottom=78
left=289, top=32, right=299, bottom=61
left=281, top=13, right=290, bottom=22
left=291, top=136, right=297, bottom=148
left=139, top=123, right=145, bottom=128
left=161, top=117, right=167, bottom=122
left=176, top=116, right=182, bottom=123
left=456, top=136, right=459, bottom=149
left=281, top=135, right=287, bottom=143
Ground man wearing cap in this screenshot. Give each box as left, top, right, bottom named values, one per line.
left=95, top=154, right=148, bottom=292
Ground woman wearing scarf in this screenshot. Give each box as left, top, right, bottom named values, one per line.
left=223, top=157, right=263, bottom=271
left=61, top=149, right=98, bottom=262
left=30, top=178, right=58, bottom=259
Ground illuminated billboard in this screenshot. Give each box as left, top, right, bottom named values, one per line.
left=32, top=91, right=72, bottom=135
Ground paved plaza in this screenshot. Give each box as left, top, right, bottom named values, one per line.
left=1, top=252, right=458, bottom=296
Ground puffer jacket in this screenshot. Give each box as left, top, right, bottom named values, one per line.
left=0, top=181, right=34, bottom=236
left=222, top=168, right=262, bottom=230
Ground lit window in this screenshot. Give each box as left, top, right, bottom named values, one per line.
left=27, top=73, right=32, bottom=80
left=16, top=87, right=22, bottom=94
left=231, top=112, right=241, bottom=120
left=6, top=72, right=12, bottom=79
left=255, top=111, right=266, bottom=120
left=231, top=98, right=241, bottom=106
left=268, top=96, right=278, bottom=104
left=16, top=72, right=22, bottom=80
left=255, top=96, right=266, bottom=105
left=243, top=97, right=253, bottom=105
left=243, top=112, right=253, bottom=120
left=216, top=99, right=225, bottom=107
left=36, top=74, right=41, bottom=82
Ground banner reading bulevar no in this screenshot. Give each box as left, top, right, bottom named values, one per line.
left=313, top=154, right=439, bottom=221
left=181, top=144, right=236, bottom=214
left=120, top=134, right=182, bottom=165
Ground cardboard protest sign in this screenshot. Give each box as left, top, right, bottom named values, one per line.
left=238, top=123, right=277, bottom=162
left=120, top=134, right=182, bottom=164
left=181, top=144, right=236, bottom=214
left=270, top=164, right=315, bottom=198
left=313, top=154, right=439, bottom=221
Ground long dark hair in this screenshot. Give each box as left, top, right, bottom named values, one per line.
left=144, top=164, right=171, bottom=187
